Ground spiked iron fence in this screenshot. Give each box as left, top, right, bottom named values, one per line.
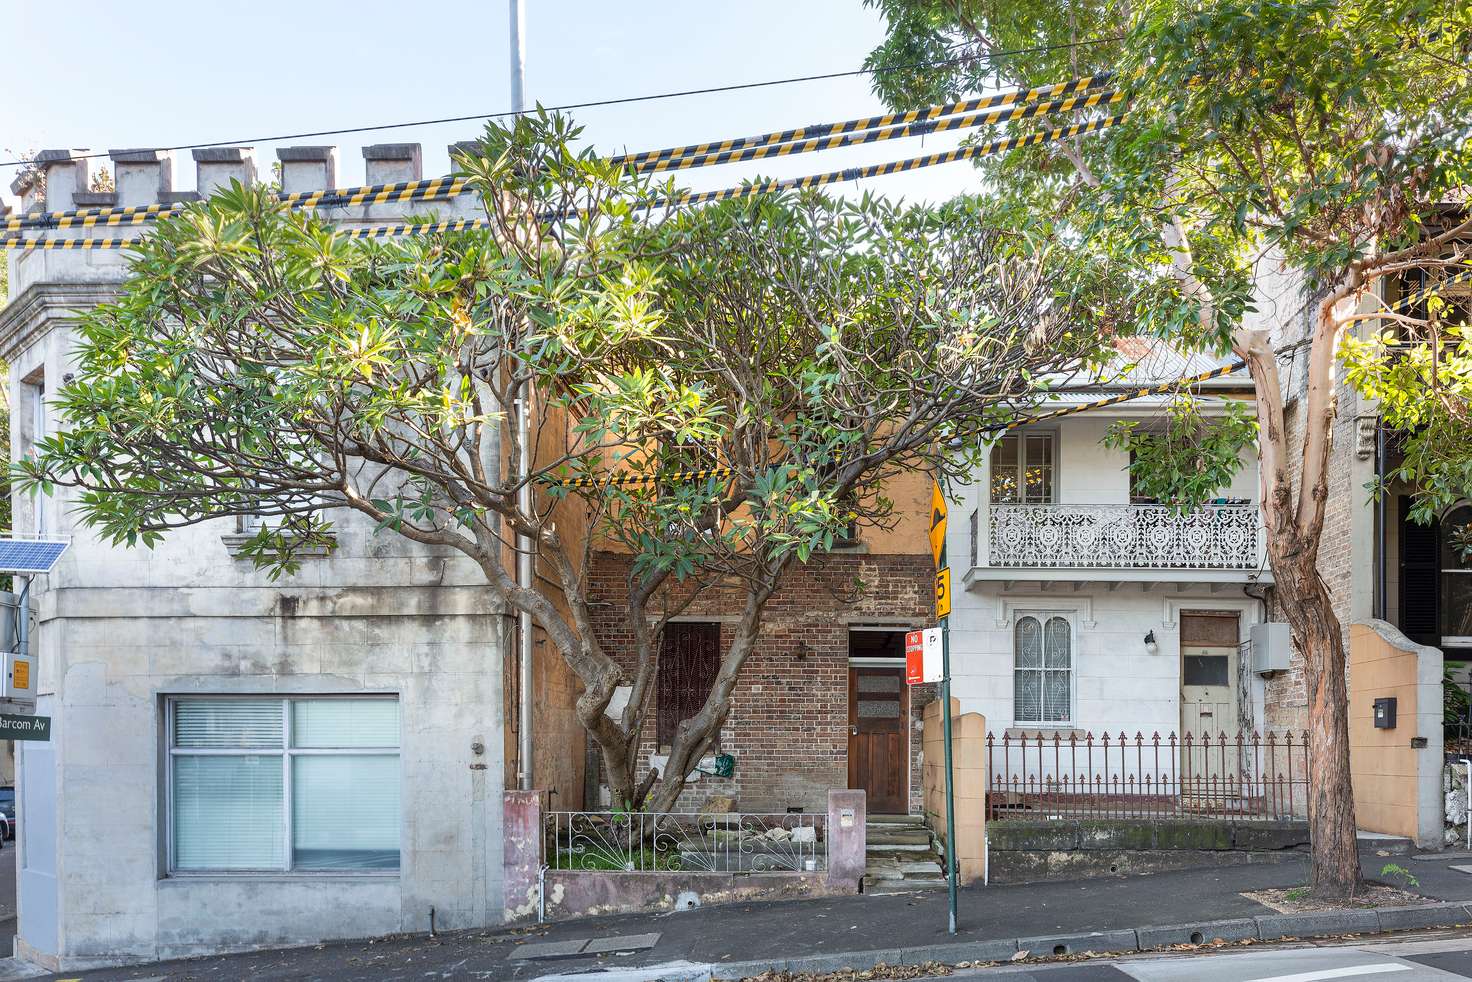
left=986, top=730, right=1309, bottom=822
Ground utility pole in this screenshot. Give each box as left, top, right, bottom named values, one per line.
left=510, top=0, right=535, bottom=793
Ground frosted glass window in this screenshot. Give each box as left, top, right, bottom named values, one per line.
left=173, top=755, right=284, bottom=870
left=169, top=697, right=399, bottom=873
left=294, top=699, right=399, bottom=748
left=293, top=755, right=400, bottom=869
left=1014, top=614, right=1072, bottom=724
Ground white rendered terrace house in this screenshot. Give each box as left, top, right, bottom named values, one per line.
left=941, top=351, right=1290, bottom=812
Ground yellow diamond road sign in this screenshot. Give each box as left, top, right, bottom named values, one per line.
left=928, top=482, right=948, bottom=568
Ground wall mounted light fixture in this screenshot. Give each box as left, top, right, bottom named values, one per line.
left=1143, top=630, right=1159, bottom=655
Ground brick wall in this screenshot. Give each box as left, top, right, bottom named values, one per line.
left=587, top=551, right=935, bottom=813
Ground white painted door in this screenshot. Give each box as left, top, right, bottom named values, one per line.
left=1181, top=644, right=1237, bottom=740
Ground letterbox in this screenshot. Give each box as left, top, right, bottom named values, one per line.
left=1373, top=696, right=1397, bottom=729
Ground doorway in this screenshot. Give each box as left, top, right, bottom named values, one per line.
left=1180, top=611, right=1241, bottom=782
left=847, top=631, right=909, bottom=816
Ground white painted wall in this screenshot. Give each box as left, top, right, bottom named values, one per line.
left=1, top=250, right=510, bottom=972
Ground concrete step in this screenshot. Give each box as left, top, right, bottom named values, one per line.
left=865, top=829, right=931, bottom=846
left=899, top=860, right=943, bottom=875
left=866, top=841, right=933, bottom=853
left=870, top=814, right=927, bottom=825
left=1358, top=831, right=1414, bottom=856
left=864, top=875, right=949, bottom=894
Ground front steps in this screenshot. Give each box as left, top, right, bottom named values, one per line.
left=863, top=813, right=948, bottom=894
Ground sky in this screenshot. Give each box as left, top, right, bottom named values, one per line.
left=0, top=0, right=985, bottom=210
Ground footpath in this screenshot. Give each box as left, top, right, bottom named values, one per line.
left=5, top=846, right=1472, bottom=982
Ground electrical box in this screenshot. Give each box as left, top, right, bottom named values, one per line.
left=1374, top=696, right=1398, bottom=729
left=1250, top=622, right=1291, bottom=674
left=1, top=651, right=34, bottom=703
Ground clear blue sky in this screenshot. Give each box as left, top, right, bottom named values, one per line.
left=1, top=0, right=983, bottom=209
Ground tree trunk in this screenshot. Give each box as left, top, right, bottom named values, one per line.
left=1272, top=549, right=1363, bottom=899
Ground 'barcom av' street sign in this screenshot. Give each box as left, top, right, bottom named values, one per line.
left=0, top=713, right=50, bottom=741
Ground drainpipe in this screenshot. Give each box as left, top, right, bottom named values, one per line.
left=510, top=0, right=534, bottom=794
left=1376, top=420, right=1387, bottom=621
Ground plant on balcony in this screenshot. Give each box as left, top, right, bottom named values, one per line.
left=1103, top=396, right=1257, bottom=513
left=867, top=0, right=1472, bottom=900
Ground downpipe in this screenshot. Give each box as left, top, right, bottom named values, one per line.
left=538, top=863, right=548, bottom=923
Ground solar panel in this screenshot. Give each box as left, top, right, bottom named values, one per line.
left=0, top=539, right=70, bottom=574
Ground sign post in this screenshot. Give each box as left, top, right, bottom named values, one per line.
left=927, top=483, right=959, bottom=934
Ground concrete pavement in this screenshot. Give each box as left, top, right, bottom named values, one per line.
left=1, top=847, right=1469, bottom=981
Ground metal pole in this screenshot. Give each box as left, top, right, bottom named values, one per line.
left=510, top=0, right=535, bottom=793
left=509, top=0, right=525, bottom=114
left=941, top=607, right=958, bottom=933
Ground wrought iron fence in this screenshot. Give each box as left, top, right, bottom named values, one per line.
left=986, top=730, right=1309, bottom=822
left=545, top=811, right=826, bottom=873
left=987, top=503, right=1260, bottom=570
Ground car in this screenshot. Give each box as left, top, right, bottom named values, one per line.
left=0, top=786, right=16, bottom=841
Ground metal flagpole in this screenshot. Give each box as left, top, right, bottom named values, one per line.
left=940, top=555, right=958, bottom=934
left=510, top=0, right=535, bottom=793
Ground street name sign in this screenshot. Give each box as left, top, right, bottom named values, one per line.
left=0, top=713, right=50, bottom=741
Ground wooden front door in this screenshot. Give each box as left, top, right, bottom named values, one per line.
left=848, top=666, right=909, bottom=815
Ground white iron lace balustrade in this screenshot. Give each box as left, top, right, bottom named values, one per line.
left=987, top=503, right=1259, bottom=569
left=546, top=811, right=826, bottom=873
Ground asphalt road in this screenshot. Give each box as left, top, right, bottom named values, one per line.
left=944, top=935, right=1472, bottom=982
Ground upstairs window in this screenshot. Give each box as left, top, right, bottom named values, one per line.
left=990, top=433, right=1056, bottom=504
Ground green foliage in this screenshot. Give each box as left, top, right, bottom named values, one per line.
left=1379, top=862, right=1420, bottom=889
left=867, top=0, right=1472, bottom=514
left=1342, top=317, right=1472, bottom=524
left=1103, top=396, right=1258, bottom=511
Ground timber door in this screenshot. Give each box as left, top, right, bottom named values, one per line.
left=1179, top=612, right=1241, bottom=805
left=848, top=666, right=908, bottom=815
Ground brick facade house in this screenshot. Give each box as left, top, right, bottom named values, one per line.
left=585, top=479, right=940, bottom=816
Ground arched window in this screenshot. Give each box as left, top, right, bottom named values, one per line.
left=1014, top=613, right=1072, bottom=724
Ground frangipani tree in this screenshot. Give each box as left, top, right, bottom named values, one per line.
left=20, top=114, right=1114, bottom=812
left=867, top=0, right=1472, bottom=897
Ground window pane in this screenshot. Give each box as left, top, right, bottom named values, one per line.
left=292, top=755, right=400, bottom=870
left=1025, top=434, right=1052, bottom=465
left=1043, top=670, right=1071, bottom=722
left=1014, top=670, right=1041, bottom=722
left=1044, top=617, right=1071, bottom=668
left=1015, top=617, right=1042, bottom=668
left=1184, top=655, right=1230, bottom=687
left=174, top=699, right=283, bottom=749
left=990, top=437, right=1020, bottom=503
left=173, top=755, right=284, bottom=869
left=293, top=699, right=400, bottom=749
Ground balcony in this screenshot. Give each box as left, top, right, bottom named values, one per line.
left=978, top=503, right=1263, bottom=579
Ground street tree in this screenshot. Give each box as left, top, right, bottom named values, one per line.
left=18, top=115, right=1115, bottom=812
left=866, top=0, right=1472, bottom=897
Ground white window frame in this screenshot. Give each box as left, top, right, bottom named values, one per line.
left=164, top=694, right=401, bottom=876
left=1011, top=610, right=1076, bottom=727
left=988, top=430, right=1059, bottom=505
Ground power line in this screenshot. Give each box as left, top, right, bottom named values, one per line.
left=0, top=35, right=1124, bottom=171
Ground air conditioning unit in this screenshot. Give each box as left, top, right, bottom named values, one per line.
left=1251, top=622, right=1291, bottom=675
